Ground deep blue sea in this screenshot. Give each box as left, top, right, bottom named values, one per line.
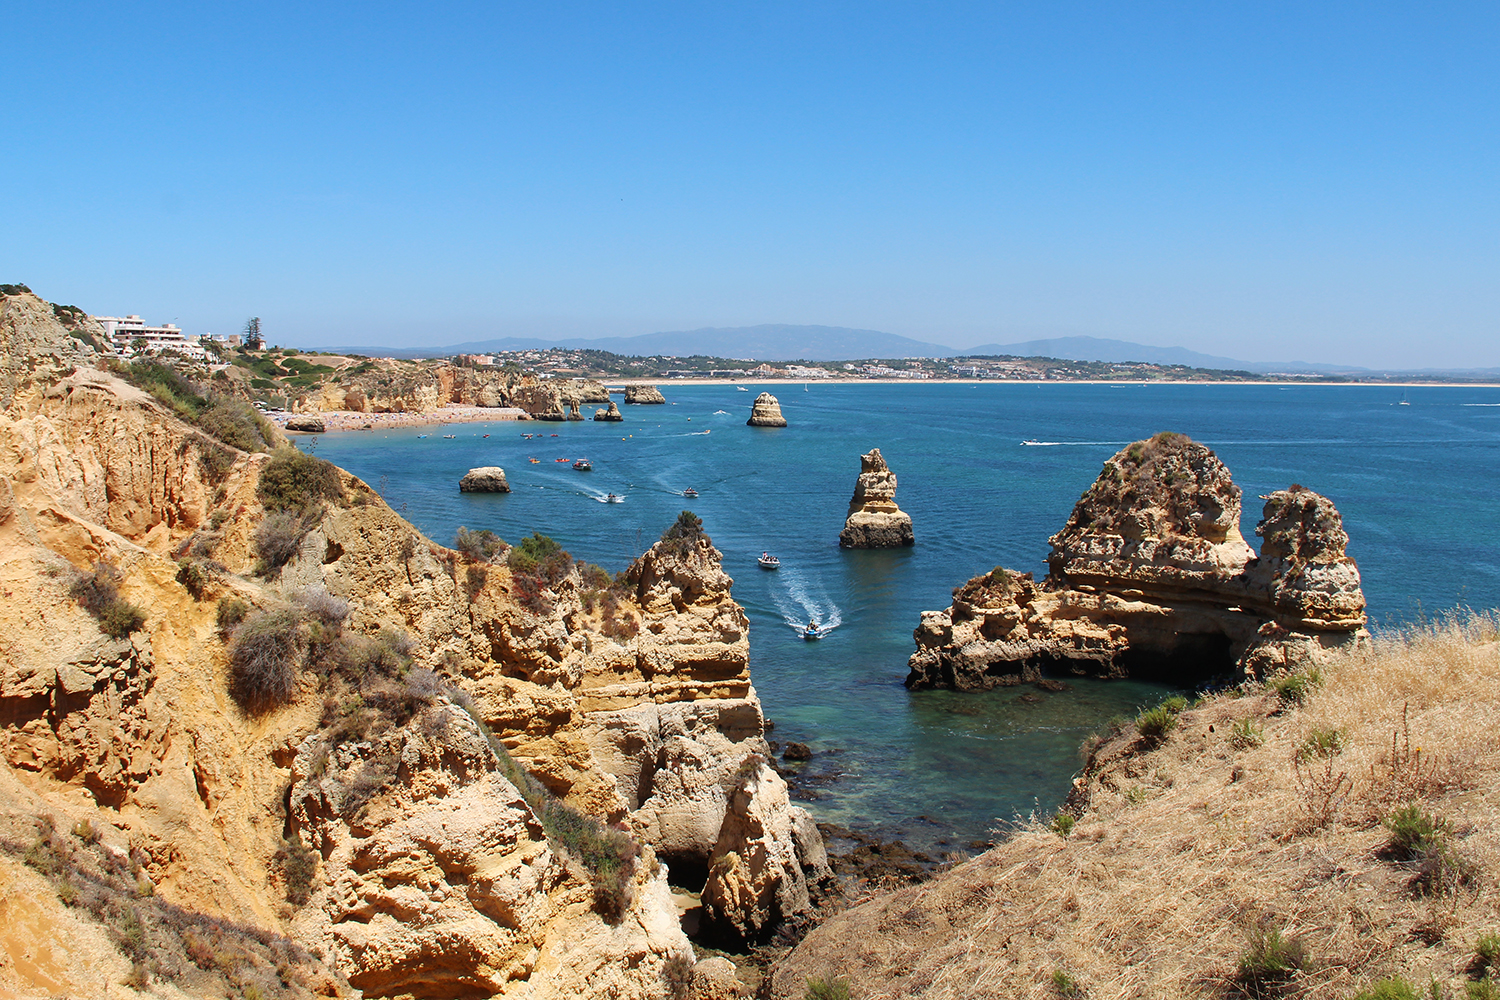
left=307, top=383, right=1500, bottom=853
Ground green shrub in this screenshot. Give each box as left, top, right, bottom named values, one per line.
left=659, top=509, right=708, bottom=557
left=805, top=977, right=853, bottom=1000
left=176, top=559, right=215, bottom=600
left=257, top=447, right=343, bottom=512
left=1135, top=704, right=1178, bottom=744
left=1468, top=980, right=1500, bottom=1000
left=227, top=608, right=305, bottom=713
left=1297, top=727, right=1347, bottom=761
left=1049, top=812, right=1076, bottom=837
left=1160, top=694, right=1189, bottom=714
left=1229, top=717, right=1265, bottom=750
left=454, top=526, right=505, bottom=562
left=196, top=397, right=276, bottom=453
left=1270, top=669, right=1321, bottom=706
left=1235, top=925, right=1305, bottom=996
left=216, top=596, right=250, bottom=632
left=1050, top=969, right=1087, bottom=998
left=1351, top=977, right=1420, bottom=1000
left=68, top=563, right=147, bottom=638
left=1383, top=804, right=1475, bottom=895
left=1474, top=932, right=1500, bottom=978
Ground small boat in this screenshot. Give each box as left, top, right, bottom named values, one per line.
left=803, top=621, right=821, bottom=641
left=604, top=493, right=623, bottom=503
left=416, top=434, right=428, bottom=439
left=528, top=457, right=540, bottom=463
left=1398, top=391, right=1411, bottom=406
left=757, top=553, right=780, bottom=570
left=1021, top=439, right=1043, bottom=446
left=736, top=386, right=749, bottom=391
left=682, top=487, right=698, bottom=498
left=482, top=434, right=489, bottom=438
left=573, top=458, right=592, bottom=471
left=555, top=457, right=569, bottom=462
left=550, top=433, right=559, bottom=437
left=442, top=434, right=456, bottom=439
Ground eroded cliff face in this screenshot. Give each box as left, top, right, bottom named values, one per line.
left=286, top=362, right=608, bottom=420
left=907, top=433, right=1367, bottom=690
left=0, top=344, right=812, bottom=996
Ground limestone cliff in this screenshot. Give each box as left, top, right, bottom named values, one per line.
left=0, top=322, right=818, bottom=996
left=838, top=448, right=914, bottom=548
left=283, top=361, right=608, bottom=420
left=624, top=385, right=666, bottom=405
left=906, top=433, right=1367, bottom=690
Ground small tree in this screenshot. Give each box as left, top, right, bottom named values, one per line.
left=244, top=316, right=263, bottom=350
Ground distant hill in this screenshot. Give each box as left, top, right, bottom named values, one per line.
left=958, top=335, right=1359, bottom=375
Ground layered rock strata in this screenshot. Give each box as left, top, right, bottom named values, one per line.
left=459, top=466, right=511, bottom=492
left=906, top=432, right=1367, bottom=690
left=0, top=312, right=825, bottom=995
left=625, top=385, right=667, bottom=404
left=746, top=392, right=786, bottom=427
left=838, top=448, right=914, bottom=548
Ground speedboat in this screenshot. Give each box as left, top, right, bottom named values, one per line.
left=442, top=434, right=456, bottom=439
left=803, top=622, right=821, bottom=641
left=529, top=457, right=540, bottom=463
left=736, top=386, right=748, bottom=391
left=757, top=553, right=780, bottom=570
left=573, top=458, right=592, bottom=471
left=1021, top=439, right=1042, bottom=446
left=682, top=487, right=698, bottom=498
left=604, top=493, right=623, bottom=503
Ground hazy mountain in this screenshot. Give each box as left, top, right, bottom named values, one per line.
left=957, top=336, right=1359, bottom=375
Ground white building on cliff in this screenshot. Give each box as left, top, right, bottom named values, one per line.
left=93, top=315, right=208, bottom=359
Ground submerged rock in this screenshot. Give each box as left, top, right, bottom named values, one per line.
left=625, top=384, right=667, bottom=404
left=746, top=392, right=787, bottom=427
left=839, top=448, right=914, bottom=548
left=594, top=400, right=624, bottom=421
left=458, top=466, right=510, bottom=492
left=906, top=432, right=1368, bottom=691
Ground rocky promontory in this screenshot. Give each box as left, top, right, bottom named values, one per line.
left=459, top=465, right=511, bottom=492
left=624, top=384, right=666, bottom=404
left=747, top=391, right=787, bottom=427
left=838, top=447, right=914, bottom=548
left=906, top=432, right=1367, bottom=690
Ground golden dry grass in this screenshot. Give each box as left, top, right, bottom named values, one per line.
left=774, top=612, right=1500, bottom=1000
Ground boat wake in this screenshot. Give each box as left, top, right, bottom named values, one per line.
left=771, top=572, right=842, bottom=636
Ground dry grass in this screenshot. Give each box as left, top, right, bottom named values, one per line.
left=776, top=611, right=1500, bottom=999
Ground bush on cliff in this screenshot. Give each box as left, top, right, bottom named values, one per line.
left=659, top=509, right=708, bottom=558
left=257, top=447, right=344, bottom=512
left=113, top=360, right=276, bottom=453
left=227, top=608, right=306, bottom=713
left=68, top=563, right=147, bottom=639
left=454, top=526, right=505, bottom=562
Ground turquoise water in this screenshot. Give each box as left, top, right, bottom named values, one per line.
left=308, top=383, right=1500, bottom=851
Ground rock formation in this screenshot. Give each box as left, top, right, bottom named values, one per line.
left=838, top=448, right=914, bottom=548
left=625, top=385, right=667, bottom=404
left=746, top=392, right=786, bottom=428
left=277, top=361, right=610, bottom=421
left=699, top=758, right=832, bottom=945
left=0, top=303, right=826, bottom=996
left=284, top=414, right=326, bottom=432
left=906, top=432, right=1367, bottom=690
left=459, top=466, right=511, bottom=492
left=594, top=400, right=624, bottom=421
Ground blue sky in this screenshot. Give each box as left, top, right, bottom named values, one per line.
left=3, top=3, right=1496, bottom=366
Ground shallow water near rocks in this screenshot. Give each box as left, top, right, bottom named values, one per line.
left=309, top=382, right=1500, bottom=853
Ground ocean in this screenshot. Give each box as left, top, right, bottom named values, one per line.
left=307, top=382, right=1500, bottom=853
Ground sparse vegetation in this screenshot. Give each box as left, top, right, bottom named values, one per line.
left=216, top=596, right=250, bottom=632
left=1350, top=977, right=1420, bottom=1000
left=175, top=558, right=216, bottom=600
left=1050, top=969, right=1087, bottom=998
left=658, top=509, right=708, bottom=557
left=68, top=562, right=147, bottom=638
left=1235, top=925, right=1305, bottom=997
left=257, top=447, right=343, bottom=512
left=805, top=976, right=854, bottom=1000
left=1270, top=668, right=1322, bottom=706
left=1049, top=811, right=1076, bottom=837
left=253, top=509, right=313, bottom=574
left=454, top=526, right=505, bottom=562
left=227, top=608, right=305, bottom=713
left=1135, top=703, right=1179, bottom=744
left=1229, top=716, right=1265, bottom=749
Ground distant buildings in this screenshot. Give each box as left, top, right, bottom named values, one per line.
left=94, top=315, right=212, bottom=359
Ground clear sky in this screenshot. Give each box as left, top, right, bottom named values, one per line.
left=3, top=3, right=1496, bottom=367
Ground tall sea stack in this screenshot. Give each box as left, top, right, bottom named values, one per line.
left=839, top=448, right=914, bottom=548
left=747, top=392, right=787, bottom=427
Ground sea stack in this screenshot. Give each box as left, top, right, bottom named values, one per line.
left=625, top=384, right=667, bottom=404
left=458, top=466, right=510, bottom=492
left=285, top=415, right=326, bottom=433
left=839, top=448, right=914, bottom=548
left=593, top=400, right=624, bottom=421
left=746, top=391, right=787, bottom=427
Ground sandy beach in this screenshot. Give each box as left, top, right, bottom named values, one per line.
left=272, top=405, right=528, bottom=431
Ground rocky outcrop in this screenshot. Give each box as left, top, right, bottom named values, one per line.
left=1, top=288, right=99, bottom=407
left=594, top=400, right=624, bottom=421
left=285, top=362, right=609, bottom=420
left=838, top=448, right=914, bottom=548
left=700, top=759, right=832, bottom=945
left=284, top=414, right=326, bottom=432
left=746, top=392, right=786, bottom=428
left=459, top=466, right=511, bottom=492
left=625, top=385, right=666, bottom=404
left=906, top=433, right=1367, bottom=690
left=0, top=320, right=822, bottom=996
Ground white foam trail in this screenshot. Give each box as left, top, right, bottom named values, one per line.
left=770, top=570, right=843, bottom=635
